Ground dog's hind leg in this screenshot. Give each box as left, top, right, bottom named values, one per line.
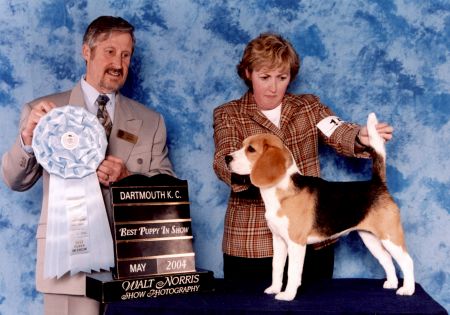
left=381, top=239, right=415, bottom=295
left=265, top=234, right=287, bottom=295
left=274, top=241, right=306, bottom=301
left=358, top=231, right=398, bottom=289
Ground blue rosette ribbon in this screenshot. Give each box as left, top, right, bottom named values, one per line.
left=32, top=105, right=114, bottom=279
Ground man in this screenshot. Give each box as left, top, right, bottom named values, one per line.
left=1, top=16, right=174, bottom=315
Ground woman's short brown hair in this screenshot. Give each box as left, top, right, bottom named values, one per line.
left=237, top=33, right=300, bottom=89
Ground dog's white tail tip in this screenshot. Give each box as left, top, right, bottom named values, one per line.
left=367, top=112, right=379, bottom=139
left=367, top=112, right=386, bottom=161
left=367, top=112, right=378, bottom=126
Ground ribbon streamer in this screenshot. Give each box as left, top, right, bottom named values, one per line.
left=32, top=105, right=114, bottom=279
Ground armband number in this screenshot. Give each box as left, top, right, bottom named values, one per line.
left=316, top=116, right=343, bottom=137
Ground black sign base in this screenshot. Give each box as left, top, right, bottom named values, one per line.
left=86, top=269, right=214, bottom=303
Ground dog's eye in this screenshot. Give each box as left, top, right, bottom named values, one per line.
left=247, top=145, right=256, bottom=153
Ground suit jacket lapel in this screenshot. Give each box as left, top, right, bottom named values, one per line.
left=242, top=92, right=285, bottom=139
left=68, top=82, right=87, bottom=108
left=108, top=93, right=142, bottom=163
left=279, top=96, right=297, bottom=132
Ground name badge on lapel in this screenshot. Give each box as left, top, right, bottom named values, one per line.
left=117, top=129, right=138, bottom=144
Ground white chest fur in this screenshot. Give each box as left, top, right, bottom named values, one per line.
left=260, top=181, right=290, bottom=240
left=261, top=163, right=300, bottom=238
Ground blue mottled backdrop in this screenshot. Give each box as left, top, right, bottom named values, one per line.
left=0, top=0, right=449, bottom=314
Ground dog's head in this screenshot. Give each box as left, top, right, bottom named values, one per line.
left=226, top=134, right=293, bottom=188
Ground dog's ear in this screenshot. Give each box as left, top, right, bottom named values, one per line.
left=250, top=145, right=289, bottom=188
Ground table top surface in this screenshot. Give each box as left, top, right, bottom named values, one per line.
left=104, top=278, right=447, bottom=315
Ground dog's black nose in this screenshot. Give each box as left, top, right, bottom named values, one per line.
left=225, top=155, right=233, bottom=165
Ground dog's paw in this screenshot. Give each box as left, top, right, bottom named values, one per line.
left=383, top=278, right=398, bottom=289
left=396, top=285, right=415, bottom=296
left=264, top=284, right=281, bottom=295
left=275, top=290, right=296, bottom=301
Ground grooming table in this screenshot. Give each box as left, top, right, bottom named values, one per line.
left=103, top=278, right=447, bottom=314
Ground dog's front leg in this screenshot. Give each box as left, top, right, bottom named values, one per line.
left=265, top=234, right=287, bottom=295
left=275, top=242, right=306, bottom=301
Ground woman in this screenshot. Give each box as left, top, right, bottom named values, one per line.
left=213, top=33, right=393, bottom=285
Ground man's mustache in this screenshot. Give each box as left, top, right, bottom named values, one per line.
left=105, top=67, right=123, bottom=76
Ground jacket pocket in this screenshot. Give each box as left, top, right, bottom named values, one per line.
left=128, top=145, right=151, bottom=173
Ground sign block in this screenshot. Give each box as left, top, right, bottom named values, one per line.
left=110, top=174, right=196, bottom=279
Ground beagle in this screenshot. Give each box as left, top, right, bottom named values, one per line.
left=226, top=113, right=414, bottom=301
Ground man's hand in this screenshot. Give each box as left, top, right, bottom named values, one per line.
left=97, top=155, right=131, bottom=186
left=358, top=123, right=394, bottom=146
left=21, top=101, right=56, bottom=145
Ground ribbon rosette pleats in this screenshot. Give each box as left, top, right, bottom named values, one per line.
left=32, top=105, right=114, bottom=279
